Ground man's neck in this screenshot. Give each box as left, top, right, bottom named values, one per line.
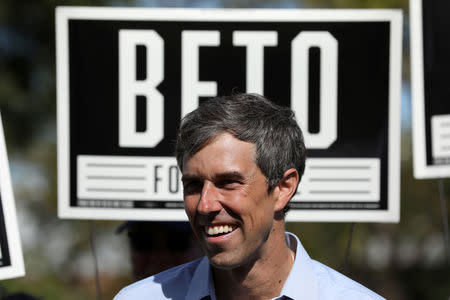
left=212, top=224, right=294, bottom=300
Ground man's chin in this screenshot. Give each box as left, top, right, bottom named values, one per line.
left=209, top=259, right=238, bottom=270
left=207, top=250, right=246, bottom=270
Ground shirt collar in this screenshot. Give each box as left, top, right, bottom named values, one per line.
left=279, top=232, right=319, bottom=300
left=186, top=232, right=318, bottom=300
left=185, top=256, right=216, bottom=300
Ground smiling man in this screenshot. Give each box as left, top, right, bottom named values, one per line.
left=114, top=93, right=384, bottom=300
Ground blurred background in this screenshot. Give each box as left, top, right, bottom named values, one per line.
left=0, top=0, right=449, bottom=299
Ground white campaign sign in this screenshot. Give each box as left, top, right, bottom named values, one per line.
left=411, top=0, right=450, bottom=178
left=0, top=112, right=25, bottom=279
left=57, top=7, right=402, bottom=222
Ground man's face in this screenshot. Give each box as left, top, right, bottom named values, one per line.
left=182, top=132, right=279, bottom=269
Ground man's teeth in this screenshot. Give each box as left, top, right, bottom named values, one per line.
left=206, top=225, right=234, bottom=236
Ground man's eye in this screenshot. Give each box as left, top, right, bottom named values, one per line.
left=217, top=179, right=240, bottom=189
left=183, top=181, right=203, bottom=194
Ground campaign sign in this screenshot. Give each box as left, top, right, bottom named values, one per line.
left=0, top=113, right=25, bottom=279
left=410, top=0, right=450, bottom=178
left=56, top=7, right=402, bottom=222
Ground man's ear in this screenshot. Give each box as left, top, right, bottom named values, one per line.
left=274, top=168, right=299, bottom=212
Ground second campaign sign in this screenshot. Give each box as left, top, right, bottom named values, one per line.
left=410, top=0, right=450, bottom=179
left=56, top=7, right=402, bottom=222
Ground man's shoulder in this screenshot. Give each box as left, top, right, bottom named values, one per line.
left=311, top=260, right=385, bottom=300
left=113, top=257, right=204, bottom=300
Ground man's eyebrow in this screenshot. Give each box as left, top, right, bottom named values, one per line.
left=212, top=171, right=245, bottom=181
left=181, top=171, right=245, bottom=182
left=181, top=174, right=200, bottom=182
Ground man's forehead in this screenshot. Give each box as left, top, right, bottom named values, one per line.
left=181, top=132, right=257, bottom=173
left=181, top=133, right=221, bottom=167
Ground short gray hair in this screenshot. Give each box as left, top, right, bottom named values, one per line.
left=175, top=93, right=306, bottom=212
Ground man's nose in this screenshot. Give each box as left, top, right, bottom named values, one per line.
left=197, top=181, right=221, bottom=214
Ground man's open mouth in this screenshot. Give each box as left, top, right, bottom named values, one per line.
left=205, top=225, right=236, bottom=236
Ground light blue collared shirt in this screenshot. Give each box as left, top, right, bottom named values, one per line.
left=114, top=232, right=385, bottom=300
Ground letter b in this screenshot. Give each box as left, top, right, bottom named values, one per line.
left=119, top=30, right=164, bottom=148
